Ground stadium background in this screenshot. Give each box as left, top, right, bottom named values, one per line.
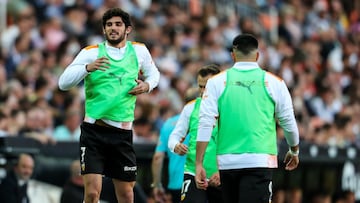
left=0, top=0, right=359, bottom=202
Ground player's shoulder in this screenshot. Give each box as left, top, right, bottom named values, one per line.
left=131, top=41, right=146, bottom=47
left=209, top=70, right=226, bottom=83
left=185, top=99, right=196, bottom=106
left=131, top=41, right=145, bottom=46
left=83, top=44, right=99, bottom=51
left=266, top=71, right=283, bottom=83
left=130, top=41, right=149, bottom=54
left=182, top=99, right=196, bottom=114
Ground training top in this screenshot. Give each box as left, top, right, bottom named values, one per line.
left=85, top=41, right=138, bottom=121
left=58, top=41, right=160, bottom=128
left=168, top=98, right=218, bottom=178
left=197, top=62, right=299, bottom=170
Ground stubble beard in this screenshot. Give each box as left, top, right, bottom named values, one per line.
left=106, top=32, right=126, bottom=46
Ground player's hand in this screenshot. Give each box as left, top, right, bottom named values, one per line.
left=284, top=151, right=299, bottom=171
left=128, top=80, right=149, bottom=95
left=174, top=143, right=188, bottom=155
left=195, top=164, right=208, bottom=190
left=208, top=172, right=221, bottom=187
left=153, top=186, right=166, bottom=203
left=86, top=57, right=110, bottom=72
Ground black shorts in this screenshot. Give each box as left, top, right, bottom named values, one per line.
left=180, top=174, right=223, bottom=203
left=79, top=122, right=137, bottom=181
left=220, top=168, right=273, bottom=203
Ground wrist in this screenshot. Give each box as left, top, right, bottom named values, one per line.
left=150, top=182, right=163, bottom=188
left=288, top=147, right=299, bottom=156
left=85, top=65, right=90, bottom=73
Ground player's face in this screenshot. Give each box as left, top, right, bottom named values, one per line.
left=197, top=75, right=212, bottom=97
left=103, top=16, right=131, bottom=46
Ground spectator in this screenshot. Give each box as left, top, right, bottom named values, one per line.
left=2, top=0, right=41, bottom=57
left=53, top=108, right=82, bottom=141
left=133, top=116, right=157, bottom=144
left=0, top=0, right=359, bottom=201
left=60, top=159, right=84, bottom=203
left=5, top=33, right=33, bottom=79
left=18, top=107, right=55, bottom=144
left=0, top=153, right=34, bottom=203
left=308, top=86, right=343, bottom=123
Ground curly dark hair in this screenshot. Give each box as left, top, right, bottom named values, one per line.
left=102, top=8, right=132, bottom=28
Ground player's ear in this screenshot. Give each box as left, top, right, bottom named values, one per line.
left=126, top=26, right=132, bottom=34
left=231, top=51, right=236, bottom=62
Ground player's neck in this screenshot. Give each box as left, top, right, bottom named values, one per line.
left=107, top=40, right=127, bottom=49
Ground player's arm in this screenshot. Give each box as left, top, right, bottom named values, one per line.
left=168, top=103, right=193, bottom=155
left=268, top=73, right=300, bottom=170
left=58, top=47, right=98, bottom=90
left=196, top=77, right=219, bottom=190
left=151, top=151, right=166, bottom=203
left=151, top=151, right=165, bottom=188
left=134, top=43, right=160, bottom=92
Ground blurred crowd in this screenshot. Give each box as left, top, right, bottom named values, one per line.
left=0, top=0, right=359, bottom=150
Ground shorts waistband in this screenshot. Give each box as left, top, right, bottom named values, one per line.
left=84, top=117, right=132, bottom=130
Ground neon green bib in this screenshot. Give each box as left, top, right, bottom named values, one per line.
left=217, top=67, right=277, bottom=155
left=185, top=98, right=218, bottom=178
left=84, top=41, right=138, bottom=121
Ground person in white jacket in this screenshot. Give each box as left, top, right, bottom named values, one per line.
left=168, top=64, right=223, bottom=203
left=195, top=34, right=300, bottom=203
left=58, top=8, right=160, bottom=203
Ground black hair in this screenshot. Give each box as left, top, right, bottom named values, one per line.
left=232, top=34, right=258, bottom=55
left=102, top=8, right=132, bottom=29
left=197, top=64, right=221, bottom=77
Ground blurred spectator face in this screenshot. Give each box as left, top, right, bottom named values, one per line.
left=133, top=118, right=152, bottom=138
left=321, top=89, right=335, bottom=105
left=10, top=110, right=26, bottom=134
left=0, top=112, right=9, bottom=133
left=5, top=94, right=19, bottom=114
left=14, top=154, right=34, bottom=182
left=63, top=7, right=88, bottom=36
left=0, top=65, right=6, bottom=86
left=65, top=110, right=81, bottom=132
left=26, top=107, right=45, bottom=131
left=15, top=33, right=32, bottom=54
left=16, top=5, right=36, bottom=32
left=104, top=0, right=119, bottom=7
left=174, top=75, right=192, bottom=99
left=8, top=79, right=25, bottom=100
left=42, top=17, right=66, bottom=52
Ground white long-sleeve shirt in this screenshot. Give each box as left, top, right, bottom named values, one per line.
left=58, top=41, right=160, bottom=129
left=197, top=62, right=299, bottom=170
left=168, top=101, right=195, bottom=152
left=58, top=41, right=159, bottom=91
